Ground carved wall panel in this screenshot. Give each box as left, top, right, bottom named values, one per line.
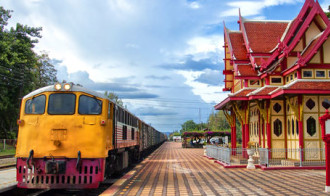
left=303, top=96, right=318, bottom=113
left=304, top=141, right=321, bottom=160
left=272, top=141, right=285, bottom=158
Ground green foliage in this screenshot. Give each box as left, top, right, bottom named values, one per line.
left=207, top=111, right=230, bottom=131
left=104, top=91, right=123, bottom=106
left=0, top=6, right=55, bottom=138
left=180, top=120, right=197, bottom=133
left=173, top=132, right=181, bottom=136
left=34, top=52, right=57, bottom=88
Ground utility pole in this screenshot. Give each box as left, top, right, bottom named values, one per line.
left=199, top=108, right=201, bottom=131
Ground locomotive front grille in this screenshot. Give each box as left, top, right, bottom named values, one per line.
left=17, top=158, right=104, bottom=189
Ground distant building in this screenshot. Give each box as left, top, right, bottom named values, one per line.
left=173, top=136, right=182, bottom=142
left=215, top=0, right=330, bottom=160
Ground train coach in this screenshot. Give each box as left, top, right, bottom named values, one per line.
left=15, top=82, right=166, bottom=189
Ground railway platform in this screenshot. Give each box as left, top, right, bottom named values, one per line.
left=101, top=142, right=328, bottom=196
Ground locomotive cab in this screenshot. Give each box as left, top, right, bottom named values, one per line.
left=16, top=83, right=112, bottom=189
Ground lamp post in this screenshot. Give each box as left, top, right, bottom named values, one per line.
left=319, top=99, right=330, bottom=192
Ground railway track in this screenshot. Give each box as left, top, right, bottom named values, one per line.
left=0, top=155, right=14, bottom=159
left=0, top=155, right=16, bottom=170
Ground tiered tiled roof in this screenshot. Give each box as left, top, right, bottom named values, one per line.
left=249, top=86, right=278, bottom=96
left=283, top=80, right=330, bottom=91
left=242, top=20, right=289, bottom=53
left=229, top=32, right=248, bottom=60
left=217, top=0, right=330, bottom=109
left=237, top=65, right=258, bottom=77
left=230, top=88, right=256, bottom=97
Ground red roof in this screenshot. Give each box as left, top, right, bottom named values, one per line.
left=237, top=65, right=258, bottom=77
left=229, top=32, right=248, bottom=60
left=254, top=57, right=269, bottom=66
left=252, top=87, right=278, bottom=96
left=243, top=21, right=289, bottom=53
left=301, top=33, right=322, bottom=59
left=285, top=81, right=330, bottom=90
left=231, top=88, right=255, bottom=97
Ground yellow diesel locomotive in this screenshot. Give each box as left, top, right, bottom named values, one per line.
left=16, top=83, right=165, bottom=189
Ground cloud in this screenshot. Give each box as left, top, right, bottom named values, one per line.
left=160, top=55, right=219, bottom=71
left=194, top=69, right=222, bottom=86
left=221, top=0, right=301, bottom=17
left=54, top=63, right=158, bottom=98
left=136, top=107, right=178, bottom=116
left=2, top=0, right=312, bottom=133
left=145, top=75, right=171, bottom=80
left=120, top=92, right=159, bottom=99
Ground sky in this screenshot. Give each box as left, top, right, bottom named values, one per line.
left=1, top=0, right=329, bottom=133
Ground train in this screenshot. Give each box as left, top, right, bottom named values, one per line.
left=15, top=82, right=166, bottom=189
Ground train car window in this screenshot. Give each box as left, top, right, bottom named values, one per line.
left=25, top=95, right=46, bottom=114
left=48, top=93, right=76, bottom=115
left=108, top=103, right=111, bottom=119
left=131, top=128, right=135, bottom=140
left=119, top=108, right=122, bottom=123
left=78, top=95, right=102, bottom=115
left=123, top=126, right=127, bottom=140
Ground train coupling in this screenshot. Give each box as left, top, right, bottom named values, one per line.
left=45, top=160, right=67, bottom=174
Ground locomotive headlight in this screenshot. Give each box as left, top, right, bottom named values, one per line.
left=54, top=83, right=62, bottom=90
left=63, top=83, right=71, bottom=91
left=17, top=119, right=24, bottom=126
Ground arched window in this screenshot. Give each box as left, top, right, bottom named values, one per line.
left=274, top=119, right=282, bottom=137
left=307, top=116, right=316, bottom=137
left=287, top=119, right=290, bottom=136
left=292, top=119, right=294, bottom=136
left=296, top=120, right=299, bottom=135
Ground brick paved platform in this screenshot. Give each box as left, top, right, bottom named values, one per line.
left=101, top=142, right=327, bottom=196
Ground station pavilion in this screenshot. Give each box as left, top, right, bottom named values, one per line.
left=215, top=0, right=330, bottom=160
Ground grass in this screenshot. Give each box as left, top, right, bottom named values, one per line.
left=0, top=147, right=16, bottom=156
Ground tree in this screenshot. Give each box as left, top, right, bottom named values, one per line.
left=326, top=6, right=330, bottom=18
left=0, top=6, right=43, bottom=138
left=207, top=111, right=230, bottom=131
left=34, top=52, right=57, bottom=88
left=180, top=120, right=197, bottom=133
left=104, top=91, right=123, bottom=106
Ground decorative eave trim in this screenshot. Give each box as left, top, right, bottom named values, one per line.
left=235, top=76, right=260, bottom=80
left=282, top=0, right=314, bottom=46
left=261, top=0, right=330, bottom=73
left=229, top=87, right=257, bottom=97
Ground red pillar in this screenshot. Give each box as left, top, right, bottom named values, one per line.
left=319, top=110, right=330, bottom=191
left=262, top=119, right=265, bottom=148
left=266, top=123, right=271, bottom=149
left=326, top=142, right=330, bottom=188
left=232, top=126, right=236, bottom=148
left=231, top=126, right=237, bottom=155
left=258, top=112, right=261, bottom=146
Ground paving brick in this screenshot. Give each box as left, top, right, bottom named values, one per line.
left=102, top=142, right=328, bottom=196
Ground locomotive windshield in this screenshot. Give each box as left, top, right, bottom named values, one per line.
left=78, top=95, right=102, bottom=115
left=25, top=95, right=46, bottom=114
left=48, top=93, right=76, bottom=115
